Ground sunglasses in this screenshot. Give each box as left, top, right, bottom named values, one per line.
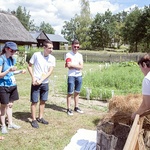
left=9, top=49, right=17, bottom=53
left=74, top=46, right=79, bottom=49
left=47, top=47, right=53, bottom=50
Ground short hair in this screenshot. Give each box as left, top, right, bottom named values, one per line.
left=43, top=39, right=53, bottom=47
left=138, top=53, right=150, bottom=68
left=72, top=39, right=79, bottom=45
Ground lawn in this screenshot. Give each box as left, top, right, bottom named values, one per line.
left=0, top=60, right=107, bottom=150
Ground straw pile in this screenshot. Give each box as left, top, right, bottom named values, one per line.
left=103, top=94, right=142, bottom=124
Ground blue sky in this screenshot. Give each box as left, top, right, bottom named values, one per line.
left=0, top=0, right=149, bottom=34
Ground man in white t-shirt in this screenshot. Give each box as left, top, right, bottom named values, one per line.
left=28, top=39, right=56, bottom=128
left=131, top=53, right=150, bottom=119
left=65, top=39, right=84, bottom=116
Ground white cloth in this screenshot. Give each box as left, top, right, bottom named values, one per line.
left=65, top=51, right=83, bottom=77
left=142, top=71, right=150, bottom=95
left=64, top=129, right=96, bottom=150
left=29, top=52, right=56, bottom=83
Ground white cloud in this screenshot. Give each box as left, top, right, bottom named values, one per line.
left=90, top=1, right=120, bottom=16
left=0, top=0, right=149, bottom=35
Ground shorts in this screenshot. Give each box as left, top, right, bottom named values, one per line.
left=67, top=76, right=82, bottom=94
left=0, top=86, right=19, bottom=104
left=30, top=83, right=49, bottom=103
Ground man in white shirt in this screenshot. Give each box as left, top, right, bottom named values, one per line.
left=131, top=53, right=150, bottom=119
left=65, top=39, right=84, bottom=115
left=28, top=39, right=56, bottom=128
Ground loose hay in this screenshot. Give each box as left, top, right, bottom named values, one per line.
left=103, top=94, right=142, bottom=124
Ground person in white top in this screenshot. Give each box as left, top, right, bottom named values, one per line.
left=131, top=53, right=150, bottom=119
left=28, top=39, right=56, bottom=128
left=65, top=39, right=84, bottom=115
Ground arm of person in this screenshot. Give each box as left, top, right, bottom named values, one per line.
left=0, top=66, right=17, bottom=78
left=27, top=62, right=37, bottom=85
left=67, top=62, right=83, bottom=70
left=131, top=95, right=150, bottom=119
left=14, top=69, right=26, bottom=75
left=36, top=66, right=54, bottom=85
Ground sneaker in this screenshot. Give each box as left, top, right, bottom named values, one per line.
left=74, top=107, right=84, bottom=114
left=1, top=126, right=8, bottom=134
left=36, top=118, right=49, bottom=125
left=31, top=120, right=39, bottom=128
left=67, top=109, right=73, bottom=116
left=8, top=123, right=21, bottom=130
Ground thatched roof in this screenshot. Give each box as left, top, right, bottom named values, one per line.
left=0, top=11, right=37, bottom=44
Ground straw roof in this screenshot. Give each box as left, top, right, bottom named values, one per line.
left=0, top=11, right=37, bottom=44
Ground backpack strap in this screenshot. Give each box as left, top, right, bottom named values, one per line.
left=0, top=55, right=14, bottom=72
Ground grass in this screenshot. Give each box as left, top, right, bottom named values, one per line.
left=0, top=60, right=107, bottom=150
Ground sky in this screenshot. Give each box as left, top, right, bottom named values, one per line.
left=0, top=0, right=149, bottom=35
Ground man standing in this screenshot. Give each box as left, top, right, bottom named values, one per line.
left=28, top=40, right=56, bottom=128
left=65, top=39, right=84, bottom=116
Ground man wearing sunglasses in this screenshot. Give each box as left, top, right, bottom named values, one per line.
left=65, top=39, right=84, bottom=116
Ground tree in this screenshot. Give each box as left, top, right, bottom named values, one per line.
left=135, top=5, right=150, bottom=51
left=89, top=10, right=116, bottom=50
left=39, top=21, right=55, bottom=34
left=75, top=0, right=92, bottom=49
left=12, top=6, right=36, bottom=31
left=121, top=7, right=142, bottom=52
left=61, top=0, right=92, bottom=49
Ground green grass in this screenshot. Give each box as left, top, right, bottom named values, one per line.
left=0, top=60, right=106, bottom=150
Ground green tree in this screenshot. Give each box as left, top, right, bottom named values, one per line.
left=61, top=0, right=92, bottom=49
left=61, top=17, right=78, bottom=43
left=12, top=6, right=36, bottom=31
left=39, top=21, right=55, bottom=34
left=113, top=11, right=128, bottom=48
left=136, top=5, right=150, bottom=51
left=121, top=7, right=142, bottom=52
left=76, top=0, right=92, bottom=49
left=89, top=10, right=116, bottom=50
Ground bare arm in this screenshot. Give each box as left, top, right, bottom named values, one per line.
left=67, top=62, right=83, bottom=70
left=131, top=95, right=150, bottom=119
left=0, top=66, right=17, bottom=78
left=27, top=62, right=36, bottom=85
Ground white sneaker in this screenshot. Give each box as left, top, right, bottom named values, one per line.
left=8, top=123, right=21, bottom=130
left=74, top=107, right=84, bottom=114
left=1, top=126, right=8, bottom=134
left=67, top=109, right=73, bottom=116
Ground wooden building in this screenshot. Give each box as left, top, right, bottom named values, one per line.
left=30, top=31, right=68, bottom=50
left=0, top=11, right=37, bottom=50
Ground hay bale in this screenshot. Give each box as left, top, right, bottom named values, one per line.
left=103, top=94, right=142, bottom=124
left=109, top=94, right=142, bottom=114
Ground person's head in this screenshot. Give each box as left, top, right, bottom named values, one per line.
left=138, top=53, right=150, bottom=75
left=43, top=39, right=53, bottom=56
left=1, top=42, right=18, bottom=56
left=71, top=39, right=80, bottom=54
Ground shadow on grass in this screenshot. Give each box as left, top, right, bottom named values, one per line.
left=13, top=111, right=31, bottom=122
left=45, top=103, right=66, bottom=113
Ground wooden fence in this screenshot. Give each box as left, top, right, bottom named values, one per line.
left=52, top=51, right=145, bottom=63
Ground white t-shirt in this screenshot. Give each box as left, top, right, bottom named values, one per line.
left=30, top=52, right=56, bottom=83
left=142, top=71, right=150, bottom=95
left=65, top=51, right=83, bottom=77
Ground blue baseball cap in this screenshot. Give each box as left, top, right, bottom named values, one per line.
left=5, top=42, right=18, bottom=51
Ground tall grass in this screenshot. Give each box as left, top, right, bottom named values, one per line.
left=59, top=61, right=143, bottom=100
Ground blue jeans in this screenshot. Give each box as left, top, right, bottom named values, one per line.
left=67, top=76, right=82, bottom=94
